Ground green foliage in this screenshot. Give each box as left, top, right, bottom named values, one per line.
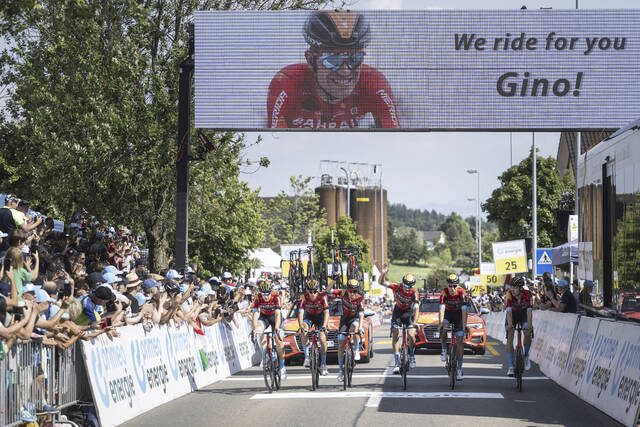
left=388, top=225, right=425, bottom=266
left=262, top=175, right=325, bottom=251
left=440, top=212, right=476, bottom=267
left=483, top=150, right=574, bottom=248
left=313, top=216, right=371, bottom=274
left=386, top=262, right=431, bottom=285
left=388, top=203, right=446, bottom=231
left=0, top=0, right=327, bottom=272
left=614, top=194, right=640, bottom=290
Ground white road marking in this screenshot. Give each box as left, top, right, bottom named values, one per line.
left=251, top=391, right=504, bottom=401
left=224, top=373, right=549, bottom=381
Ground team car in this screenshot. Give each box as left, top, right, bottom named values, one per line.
left=281, top=298, right=375, bottom=364
left=414, top=293, right=488, bottom=355
left=620, top=293, right=640, bottom=320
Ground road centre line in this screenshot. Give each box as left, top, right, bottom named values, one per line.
left=223, top=374, right=549, bottom=381
left=251, top=391, right=505, bottom=401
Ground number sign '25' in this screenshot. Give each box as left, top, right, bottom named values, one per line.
left=492, top=240, right=528, bottom=275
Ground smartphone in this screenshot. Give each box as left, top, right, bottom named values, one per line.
left=63, top=282, right=72, bottom=297
left=3, top=257, right=11, bottom=271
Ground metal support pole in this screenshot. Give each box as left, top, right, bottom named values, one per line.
left=346, top=164, right=351, bottom=218
left=532, top=133, right=538, bottom=278
left=175, top=24, right=194, bottom=270
left=510, top=132, right=513, bottom=167
left=477, top=171, right=482, bottom=266
left=380, top=166, right=385, bottom=266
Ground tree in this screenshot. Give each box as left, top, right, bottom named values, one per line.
left=440, top=213, right=475, bottom=266
left=613, top=194, right=640, bottom=290
left=483, top=150, right=574, bottom=248
left=262, top=175, right=325, bottom=251
left=388, top=226, right=425, bottom=265
left=0, top=0, right=326, bottom=272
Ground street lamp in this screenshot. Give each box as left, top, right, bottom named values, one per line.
left=467, top=170, right=481, bottom=268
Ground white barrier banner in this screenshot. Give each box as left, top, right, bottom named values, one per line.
left=580, top=320, right=640, bottom=427
left=81, top=315, right=258, bottom=427
left=544, top=312, right=579, bottom=380
left=558, top=315, right=599, bottom=393
left=528, top=311, right=555, bottom=369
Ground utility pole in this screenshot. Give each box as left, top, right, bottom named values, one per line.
left=532, top=133, right=538, bottom=279
left=175, top=24, right=194, bottom=270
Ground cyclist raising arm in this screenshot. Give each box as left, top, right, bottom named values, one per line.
left=252, top=279, right=287, bottom=380
left=378, top=265, right=419, bottom=373
left=505, top=276, right=533, bottom=376
left=298, top=279, right=330, bottom=376
left=439, top=273, right=468, bottom=381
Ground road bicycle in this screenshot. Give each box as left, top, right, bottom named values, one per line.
left=260, top=330, right=281, bottom=393
left=287, top=250, right=305, bottom=302
left=443, top=324, right=458, bottom=390
left=341, top=331, right=358, bottom=390
left=513, top=325, right=525, bottom=392
left=342, top=246, right=364, bottom=282
left=395, top=323, right=415, bottom=390
left=305, top=327, right=324, bottom=391
left=328, top=242, right=344, bottom=289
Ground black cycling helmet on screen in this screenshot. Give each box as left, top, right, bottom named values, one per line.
left=304, top=10, right=370, bottom=51
left=347, top=278, right=361, bottom=291
left=305, top=279, right=320, bottom=292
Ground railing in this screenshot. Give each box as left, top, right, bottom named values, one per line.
left=0, top=341, right=89, bottom=427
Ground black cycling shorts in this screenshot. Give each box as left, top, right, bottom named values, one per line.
left=304, top=313, right=325, bottom=329
left=258, top=313, right=277, bottom=332
left=391, top=306, right=414, bottom=329
left=339, top=315, right=360, bottom=332
left=505, top=310, right=530, bottom=329
left=442, top=310, right=464, bottom=332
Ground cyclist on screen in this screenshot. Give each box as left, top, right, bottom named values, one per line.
left=439, top=273, right=468, bottom=381
left=505, top=276, right=533, bottom=376
left=298, top=279, right=330, bottom=376
left=267, top=10, right=400, bottom=129
left=252, top=279, right=287, bottom=380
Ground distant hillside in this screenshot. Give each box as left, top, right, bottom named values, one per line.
left=388, top=203, right=447, bottom=231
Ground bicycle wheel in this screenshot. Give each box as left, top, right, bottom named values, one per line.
left=263, top=350, right=273, bottom=393
left=348, top=345, right=355, bottom=387
left=449, top=344, right=457, bottom=390
left=400, top=346, right=408, bottom=390
left=515, top=348, right=524, bottom=392
left=343, top=346, right=352, bottom=390
left=273, top=350, right=281, bottom=391
left=310, top=343, right=318, bottom=391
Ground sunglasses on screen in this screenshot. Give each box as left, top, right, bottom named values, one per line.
left=319, top=51, right=365, bottom=71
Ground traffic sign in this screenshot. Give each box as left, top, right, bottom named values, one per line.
left=492, top=239, right=528, bottom=275
left=536, top=248, right=553, bottom=275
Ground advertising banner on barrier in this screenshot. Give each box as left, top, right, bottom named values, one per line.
left=544, top=312, right=579, bottom=380
left=580, top=320, right=640, bottom=427
left=194, top=10, right=640, bottom=131
left=81, top=316, right=258, bottom=427
left=557, top=315, right=600, bottom=393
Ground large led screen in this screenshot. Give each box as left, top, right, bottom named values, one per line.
left=194, top=10, right=640, bottom=130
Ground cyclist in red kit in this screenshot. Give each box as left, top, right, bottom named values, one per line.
left=266, top=10, right=400, bottom=129
left=298, top=279, right=330, bottom=376
left=252, top=279, right=287, bottom=380
left=332, top=279, right=365, bottom=382
left=439, top=273, right=468, bottom=381
left=505, top=276, right=533, bottom=376
left=379, top=270, right=420, bottom=374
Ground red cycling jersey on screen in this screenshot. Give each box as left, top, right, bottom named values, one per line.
left=252, top=292, right=282, bottom=316
left=267, top=63, right=400, bottom=129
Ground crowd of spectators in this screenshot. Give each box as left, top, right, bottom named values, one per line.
left=0, top=194, right=263, bottom=361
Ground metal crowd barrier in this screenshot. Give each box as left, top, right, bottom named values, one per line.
left=0, top=341, right=89, bottom=426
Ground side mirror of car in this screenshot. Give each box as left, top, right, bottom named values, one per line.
left=363, top=309, right=376, bottom=318
left=480, top=307, right=490, bottom=315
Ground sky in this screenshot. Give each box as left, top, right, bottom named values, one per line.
left=240, top=0, right=632, bottom=217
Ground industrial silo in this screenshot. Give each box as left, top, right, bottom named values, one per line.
left=316, top=183, right=338, bottom=227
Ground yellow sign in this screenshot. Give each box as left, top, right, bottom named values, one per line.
left=356, top=197, right=370, bottom=202
left=495, top=256, right=528, bottom=275
left=470, top=285, right=487, bottom=296
left=280, top=260, right=308, bottom=277
left=493, top=240, right=528, bottom=275
left=481, top=274, right=502, bottom=286
left=368, top=287, right=384, bottom=296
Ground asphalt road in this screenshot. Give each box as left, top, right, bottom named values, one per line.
left=122, top=327, right=621, bottom=427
